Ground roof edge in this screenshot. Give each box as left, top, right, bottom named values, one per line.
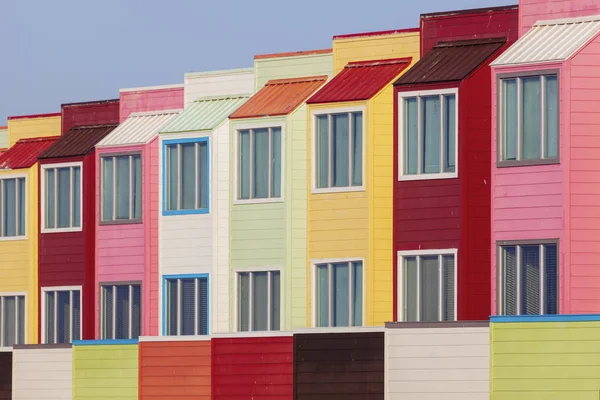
left=255, top=48, right=332, bottom=60
left=119, top=83, right=183, bottom=93
left=15, top=135, right=61, bottom=143
left=61, top=99, right=119, bottom=107
left=537, top=14, right=600, bottom=26
left=421, top=4, right=518, bottom=18
left=191, top=93, right=252, bottom=103
left=8, top=112, right=61, bottom=121
left=127, top=109, right=183, bottom=118
left=435, top=36, right=507, bottom=47
left=347, top=57, right=412, bottom=67
left=265, top=75, right=329, bottom=86
left=333, top=27, right=419, bottom=40
left=68, top=123, right=119, bottom=130
left=184, top=67, right=253, bottom=79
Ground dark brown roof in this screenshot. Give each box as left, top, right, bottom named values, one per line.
left=38, top=124, right=117, bottom=159
left=394, top=37, right=506, bottom=86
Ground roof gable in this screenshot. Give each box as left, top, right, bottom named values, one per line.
left=0, top=136, right=59, bottom=169
left=97, top=110, right=181, bottom=148
left=39, top=124, right=117, bottom=160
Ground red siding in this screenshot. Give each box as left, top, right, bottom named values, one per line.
left=61, top=100, right=120, bottom=133
left=212, top=336, right=293, bottom=399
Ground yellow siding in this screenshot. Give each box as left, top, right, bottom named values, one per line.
left=8, top=115, right=61, bottom=147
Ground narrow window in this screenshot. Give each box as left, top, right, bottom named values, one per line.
left=0, top=295, right=25, bottom=346
left=238, top=127, right=282, bottom=200
left=237, top=271, right=280, bottom=332
left=165, top=140, right=209, bottom=213
left=315, top=261, right=363, bottom=327
left=101, top=284, right=142, bottom=339
left=101, top=155, right=142, bottom=222
left=0, top=178, right=26, bottom=237
left=165, top=277, right=208, bottom=336
left=44, top=166, right=81, bottom=230
left=44, top=289, right=81, bottom=344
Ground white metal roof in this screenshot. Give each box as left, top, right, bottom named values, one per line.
left=492, top=15, right=600, bottom=67
left=96, top=109, right=181, bottom=148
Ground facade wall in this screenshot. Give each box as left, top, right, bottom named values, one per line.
left=519, top=0, right=600, bottom=36
left=254, top=51, right=333, bottom=90
left=119, top=86, right=184, bottom=122
left=148, top=138, right=160, bottom=335
left=12, top=345, right=72, bottom=400
left=0, top=127, right=7, bottom=148
left=184, top=69, right=254, bottom=107
left=61, top=101, right=120, bottom=133
left=7, top=114, right=61, bottom=147
left=0, top=351, right=10, bottom=400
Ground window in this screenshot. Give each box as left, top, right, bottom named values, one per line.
left=500, top=74, right=558, bottom=163
left=399, top=90, right=457, bottom=178
left=0, top=295, right=25, bottom=347
left=399, top=251, right=456, bottom=322
left=165, top=276, right=208, bottom=335
left=43, top=288, right=81, bottom=344
left=0, top=177, right=26, bottom=238
left=237, top=271, right=280, bottom=331
left=43, top=164, right=82, bottom=231
left=315, top=261, right=363, bottom=327
left=498, top=242, right=558, bottom=316
left=164, top=139, right=209, bottom=214
left=101, top=154, right=142, bottom=222
left=238, top=127, right=282, bottom=200
left=315, top=111, right=363, bottom=190
left=101, top=284, right=141, bottom=339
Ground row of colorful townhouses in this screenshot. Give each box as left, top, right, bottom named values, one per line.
left=2, top=0, right=600, bottom=398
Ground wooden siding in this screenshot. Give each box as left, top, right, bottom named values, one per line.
left=519, top=0, right=600, bottom=36
left=119, top=86, right=184, bottom=122
left=0, top=351, right=11, bottom=400
left=254, top=53, right=333, bottom=90
left=184, top=69, right=254, bottom=107
left=387, top=326, right=489, bottom=399
left=148, top=138, right=160, bottom=335
left=61, top=101, right=120, bottom=133
left=7, top=114, right=61, bottom=147
left=294, top=332, right=384, bottom=400
left=212, top=336, right=293, bottom=399
left=12, top=346, right=72, bottom=400
left=0, top=127, right=7, bottom=148
left=139, top=340, right=211, bottom=399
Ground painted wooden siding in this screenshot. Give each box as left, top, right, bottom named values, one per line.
left=12, top=346, right=72, bottom=400
left=387, top=325, right=489, bottom=399
left=139, top=340, right=211, bottom=400
left=62, top=101, right=120, bottom=134
left=0, top=351, right=11, bottom=400
left=148, top=139, right=160, bottom=335
left=119, top=86, right=184, bottom=122
left=0, top=127, right=8, bottom=148
left=254, top=53, right=333, bottom=90
left=7, top=114, right=61, bottom=147
left=73, top=343, right=138, bottom=399
left=184, top=69, right=254, bottom=107
left=212, top=336, right=293, bottom=399
left=519, top=0, right=600, bottom=36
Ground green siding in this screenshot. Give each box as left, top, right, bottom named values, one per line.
left=0, top=128, right=7, bottom=148
left=254, top=53, right=334, bottom=90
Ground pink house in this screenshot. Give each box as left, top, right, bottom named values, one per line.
left=119, top=84, right=184, bottom=123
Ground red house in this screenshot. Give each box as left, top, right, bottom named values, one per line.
left=37, top=100, right=119, bottom=343
left=393, top=6, right=518, bottom=322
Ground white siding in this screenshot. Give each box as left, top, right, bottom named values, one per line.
left=387, top=327, right=489, bottom=400
left=184, top=69, right=254, bottom=107
left=12, top=347, right=72, bottom=400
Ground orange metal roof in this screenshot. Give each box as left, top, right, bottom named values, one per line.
left=0, top=136, right=59, bottom=170
left=254, top=48, right=332, bottom=60
left=230, top=76, right=328, bottom=119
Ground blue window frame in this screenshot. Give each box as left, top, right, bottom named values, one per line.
left=162, top=137, right=210, bottom=216
left=162, top=274, right=209, bottom=336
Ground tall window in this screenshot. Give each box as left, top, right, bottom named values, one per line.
left=101, top=284, right=141, bottom=339
left=101, top=154, right=142, bottom=222
left=500, top=74, right=558, bottom=163
left=315, top=261, right=363, bottom=327
left=0, top=295, right=25, bottom=346
left=237, top=271, right=280, bottom=331
left=238, top=127, right=282, bottom=200
left=164, top=140, right=209, bottom=214
left=44, top=288, right=81, bottom=344
left=315, top=111, right=363, bottom=189
left=165, top=276, right=208, bottom=336
left=498, top=242, right=558, bottom=316
left=399, top=252, right=456, bottom=322
left=0, top=177, right=26, bottom=237
left=44, top=165, right=81, bottom=230
left=399, top=91, right=457, bottom=178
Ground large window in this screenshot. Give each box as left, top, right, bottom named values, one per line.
left=43, top=164, right=82, bottom=231
left=0, top=294, right=25, bottom=347
left=43, top=288, right=81, bottom=344
left=165, top=276, right=208, bottom=336
left=237, top=271, right=280, bottom=331
left=498, top=242, right=558, bottom=316
left=238, top=127, right=282, bottom=200
left=315, top=111, right=363, bottom=190
left=500, top=73, right=558, bottom=163
left=399, top=90, right=457, bottom=179
left=0, top=177, right=26, bottom=238
left=399, top=251, right=456, bottom=322
left=101, top=154, right=142, bottom=222
left=164, top=139, right=209, bottom=214
left=315, top=260, right=363, bottom=327
left=101, top=283, right=141, bottom=339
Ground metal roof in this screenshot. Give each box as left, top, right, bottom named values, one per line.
left=97, top=109, right=181, bottom=148
left=230, top=76, right=328, bottom=119
left=0, top=136, right=59, bottom=169
left=306, top=58, right=412, bottom=105
left=395, top=37, right=506, bottom=86
left=39, top=124, right=117, bottom=159
left=491, top=15, right=600, bottom=67
left=160, top=95, right=250, bottom=134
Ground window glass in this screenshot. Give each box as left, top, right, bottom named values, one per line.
left=115, top=156, right=131, bottom=219
left=521, top=77, right=542, bottom=160
left=332, top=114, right=349, bottom=188
left=165, top=141, right=209, bottom=213
left=239, top=131, right=251, bottom=199
left=57, top=169, right=71, bottom=228
left=545, top=76, right=559, bottom=158
left=315, top=261, right=363, bottom=327
left=236, top=271, right=280, bottom=332
left=3, top=179, right=16, bottom=236
left=165, top=277, right=208, bottom=336
left=317, top=265, right=329, bottom=328
left=102, top=158, right=114, bottom=221
left=238, top=273, right=250, bottom=331
left=253, top=129, right=269, bottom=199
left=46, top=170, right=56, bottom=229
left=420, top=256, right=439, bottom=322
left=102, top=155, right=142, bottom=222
left=502, top=79, right=518, bottom=161
left=332, top=262, right=349, bottom=326
left=443, top=95, right=456, bottom=172
left=44, top=166, right=81, bottom=229
left=0, top=295, right=26, bottom=346
left=237, top=128, right=282, bottom=200
left=44, top=290, right=80, bottom=344
left=271, top=128, right=282, bottom=198
left=316, top=116, right=329, bottom=188
left=403, top=257, right=418, bottom=322
left=252, top=272, right=268, bottom=331
left=422, top=96, right=441, bottom=174
left=404, top=98, right=418, bottom=175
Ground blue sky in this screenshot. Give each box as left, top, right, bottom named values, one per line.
left=0, top=0, right=516, bottom=123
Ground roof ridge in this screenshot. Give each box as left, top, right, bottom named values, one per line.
left=17, top=136, right=61, bottom=143
left=128, top=109, right=183, bottom=118
left=347, top=57, right=412, bottom=68
left=62, top=99, right=119, bottom=107
left=536, top=14, right=600, bottom=26
left=333, top=27, right=419, bottom=40
left=255, top=48, right=332, bottom=60
left=70, top=123, right=119, bottom=130
left=435, top=37, right=507, bottom=47
left=192, top=94, right=252, bottom=103
left=265, top=75, right=329, bottom=86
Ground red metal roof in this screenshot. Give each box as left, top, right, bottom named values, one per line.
left=38, top=124, right=117, bottom=160
left=307, top=58, right=412, bottom=104
left=0, top=136, right=59, bottom=170
left=255, top=49, right=332, bottom=60
left=230, top=76, right=328, bottom=119
left=0, top=149, right=6, bottom=157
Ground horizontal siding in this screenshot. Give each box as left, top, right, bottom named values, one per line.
left=0, top=352, right=11, bottom=400
left=7, top=115, right=61, bottom=147
left=184, top=71, right=254, bottom=107
left=120, top=87, right=184, bottom=122
left=97, top=224, right=145, bottom=281
left=12, top=347, right=72, bottom=400
left=160, top=214, right=213, bottom=275
left=39, top=231, right=85, bottom=286
left=254, top=53, right=333, bottom=90
left=519, top=0, right=600, bottom=35
left=149, top=140, right=159, bottom=335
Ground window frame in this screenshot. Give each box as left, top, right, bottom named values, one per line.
left=0, top=174, right=27, bottom=241
left=0, top=292, right=26, bottom=347
left=397, top=88, right=459, bottom=181
left=99, top=281, right=142, bottom=340
left=396, top=249, right=458, bottom=322
left=99, top=151, right=143, bottom=225
left=41, top=285, right=82, bottom=344
left=40, top=162, right=83, bottom=234
left=162, top=274, right=210, bottom=336
left=311, top=106, right=366, bottom=194
left=496, top=239, right=559, bottom=316
left=496, top=70, right=560, bottom=167
left=233, top=268, right=282, bottom=332
left=161, top=137, right=210, bottom=216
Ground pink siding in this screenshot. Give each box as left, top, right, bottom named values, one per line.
left=119, top=86, right=184, bottom=122
left=519, top=0, right=600, bottom=36
left=148, top=137, right=159, bottom=335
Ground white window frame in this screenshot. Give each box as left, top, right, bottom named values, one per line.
left=397, top=88, right=459, bottom=181
left=0, top=292, right=26, bottom=347
left=100, top=282, right=142, bottom=340
left=164, top=140, right=209, bottom=213
left=40, top=285, right=82, bottom=344
left=311, top=106, right=366, bottom=194
left=233, top=268, right=282, bottom=332
left=233, top=121, right=285, bottom=205
left=0, top=174, right=27, bottom=241
left=310, top=257, right=365, bottom=328
left=100, top=153, right=142, bottom=223
left=165, top=277, right=209, bottom=336
left=396, top=249, right=458, bottom=322
left=40, top=162, right=83, bottom=233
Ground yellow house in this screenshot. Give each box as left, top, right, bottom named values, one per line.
left=306, top=29, right=419, bottom=327
left=0, top=113, right=61, bottom=346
